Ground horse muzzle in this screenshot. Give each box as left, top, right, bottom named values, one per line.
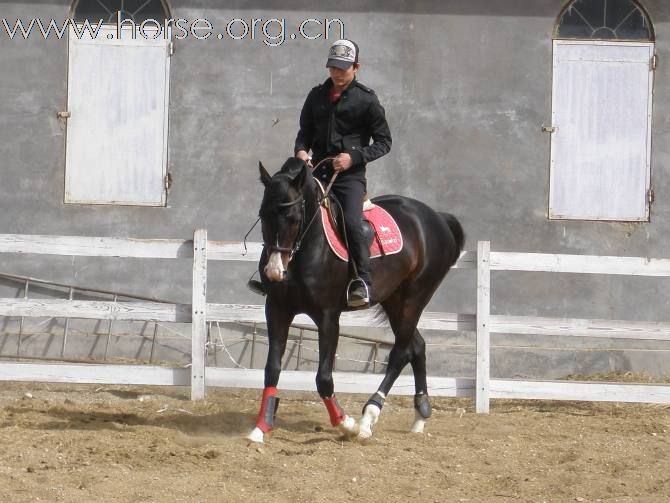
left=264, top=251, right=289, bottom=282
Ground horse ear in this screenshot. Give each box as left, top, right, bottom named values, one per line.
left=259, top=161, right=272, bottom=186
left=291, top=163, right=308, bottom=189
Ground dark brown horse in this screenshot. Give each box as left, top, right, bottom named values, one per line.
left=248, top=157, right=464, bottom=443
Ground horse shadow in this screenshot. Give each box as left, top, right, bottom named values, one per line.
left=2, top=404, right=255, bottom=436
left=2, top=402, right=347, bottom=440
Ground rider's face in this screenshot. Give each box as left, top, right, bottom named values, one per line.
left=328, top=64, right=358, bottom=90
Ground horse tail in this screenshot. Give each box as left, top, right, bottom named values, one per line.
left=371, top=304, right=390, bottom=325
left=439, top=212, right=465, bottom=268
left=439, top=212, right=465, bottom=253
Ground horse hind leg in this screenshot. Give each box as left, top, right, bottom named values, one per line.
left=358, top=294, right=430, bottom=440
left=359, top=338, right=414, bottom=440
left=409, top=329, right=432, bottom=433
left=358, top=391, right=384, bottom=440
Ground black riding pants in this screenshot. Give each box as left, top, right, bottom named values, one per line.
left=328, top=175, right=371, bottom=286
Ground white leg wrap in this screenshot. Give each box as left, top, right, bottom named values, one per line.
left=246, top=427, right=265, bottom=444
left=337, top=415, right=358, bottom=436
left=410, top=410, right=426, bottom=433
left=358, top=404, right=381, bottom=440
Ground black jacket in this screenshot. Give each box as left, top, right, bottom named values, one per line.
left=294, top=78, right=392, bottom=178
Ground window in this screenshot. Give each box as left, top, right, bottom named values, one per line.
left=548, top=0, right=654, bottom=221
left=64, top=1, right=172, bottom=206
left=556, top=0, right=653, bottom=41
left=73, top=0, right=170, bottom=24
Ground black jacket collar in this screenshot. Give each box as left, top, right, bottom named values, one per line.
left=320, top=77, right=358, bottom=94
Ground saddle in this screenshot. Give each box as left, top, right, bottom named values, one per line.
left=314, top=179, right=403, bottom=262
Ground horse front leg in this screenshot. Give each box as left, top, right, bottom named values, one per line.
left=247, top=302, right=294, bottom=444
left=315, top=310, right=357, bottom=438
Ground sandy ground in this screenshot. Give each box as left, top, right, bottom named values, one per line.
left=0, top=380, right=669, bottom=503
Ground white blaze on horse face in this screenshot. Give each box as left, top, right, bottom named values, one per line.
left=264, top=251, right=285, bottom=282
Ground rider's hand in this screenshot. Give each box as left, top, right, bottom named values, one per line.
left=296, top=150, right=313, bottom=168
left=332, top=153, right=353, bottom=172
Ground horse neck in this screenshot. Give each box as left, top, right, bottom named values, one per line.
left=299, top=174, right=327, bottom=250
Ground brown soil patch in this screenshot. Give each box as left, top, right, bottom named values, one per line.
left=0, top=382, right=669, bottom=502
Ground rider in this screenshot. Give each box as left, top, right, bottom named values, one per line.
left=295, top=39, right=392, bottom=307
left=248, top=39, right=392, bottom=307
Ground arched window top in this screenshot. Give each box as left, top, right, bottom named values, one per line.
left=556, top=0, right=653, bottom=41
left=72, top=0, right=171, bottom=24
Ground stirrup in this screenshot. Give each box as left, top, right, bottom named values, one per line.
left=347, top=277, right=370, bottom=307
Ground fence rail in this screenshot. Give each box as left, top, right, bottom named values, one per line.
left=1, top=232, right=670, bottom=410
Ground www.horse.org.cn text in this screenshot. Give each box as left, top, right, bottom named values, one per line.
left=1, top=16, right=346, bottom=46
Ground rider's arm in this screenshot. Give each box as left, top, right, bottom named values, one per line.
left=294, top=91, right=315, bottom=158
left=348, top=94, right=392, bottom=166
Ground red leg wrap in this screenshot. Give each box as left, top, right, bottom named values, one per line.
left=323, top=395, right=346, bottom=426
left=255, top=387, right=278, bottom=433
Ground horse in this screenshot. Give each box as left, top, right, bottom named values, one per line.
left=247, top=157, right=464, bottom=443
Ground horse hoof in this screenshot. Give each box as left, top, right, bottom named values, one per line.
left=358, top=426, right=373, bottom=441
left=410, top=418, right=426, bottom=433
left=358, top=403, right=381, bottom=440
left=411, top=409, right=427, bottom=433
left=337, top=415, right=358, bottom=437
left=246, top=427, right=265, bottom=444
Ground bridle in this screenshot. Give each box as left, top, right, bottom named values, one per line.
left=244, top=158, right=338, bottom=262
left=264, top=194, right=308, bottom=259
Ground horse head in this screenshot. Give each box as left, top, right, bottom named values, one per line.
left=258, top=158, right=310, bottom=281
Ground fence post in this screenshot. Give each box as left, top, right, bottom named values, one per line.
left=191, top=229, right=208, bottom=400
left=476, top=241, right=491, bottom=414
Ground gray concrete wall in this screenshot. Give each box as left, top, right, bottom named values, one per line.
left=1, top=1, right=670, bottom=379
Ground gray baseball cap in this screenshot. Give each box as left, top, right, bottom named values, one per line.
left=326, top=39, right=359, bottom=69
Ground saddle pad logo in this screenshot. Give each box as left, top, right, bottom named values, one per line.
left=322, top=204, right=403, bottom=262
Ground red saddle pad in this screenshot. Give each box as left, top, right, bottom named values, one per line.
left=321, top=203, right=403, bottom=262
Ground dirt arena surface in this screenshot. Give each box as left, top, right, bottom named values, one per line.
left=0, top=380, right=669, bottom=502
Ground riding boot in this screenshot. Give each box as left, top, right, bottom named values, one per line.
left=247, top=250, right=270, bottom=296
left=247, top=278, right=267, bottom=296
left=347, top=223, right=372, bottom=307
left=330, top=175, right=370, bottom=307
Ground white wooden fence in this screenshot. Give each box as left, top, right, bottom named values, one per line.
left=1, top=231, right=670, bottom=411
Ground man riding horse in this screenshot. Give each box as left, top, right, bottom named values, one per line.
left=246, top=39, right=463, bottom=444
left=251, top=39, right=392, bottom=308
